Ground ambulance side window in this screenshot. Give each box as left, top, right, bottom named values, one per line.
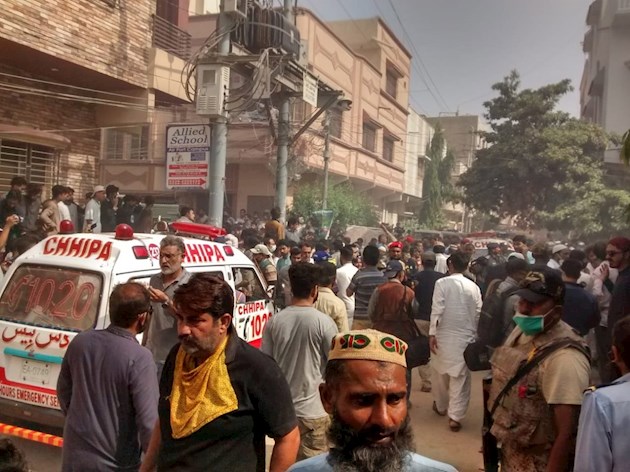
left=233, top=268, right=266, bottom=302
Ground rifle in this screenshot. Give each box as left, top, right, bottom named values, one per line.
left=482, top=375, right=499, bottom=472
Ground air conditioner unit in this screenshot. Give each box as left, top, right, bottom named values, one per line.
left=224, top=0, right=248, bottom=19
left=196, top=64, right=230, bottom=117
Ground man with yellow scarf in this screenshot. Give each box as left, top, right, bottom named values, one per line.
left=140, top=273, right=299, bottom=472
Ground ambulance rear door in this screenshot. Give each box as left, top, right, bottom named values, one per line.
left=0, top=262, right=106, bottom=423
left=231, top=266, right=274, bottom=348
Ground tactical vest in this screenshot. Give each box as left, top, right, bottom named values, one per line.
left=489, top=321, right=588, bottom=448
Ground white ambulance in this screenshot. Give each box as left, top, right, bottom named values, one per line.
left=0, top=224, right=274, bottom=430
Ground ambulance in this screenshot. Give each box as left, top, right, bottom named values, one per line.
left=0, top=223, right=274, bottom=430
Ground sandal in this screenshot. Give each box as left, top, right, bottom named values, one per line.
left=432, top=402, right=446, bottom=416
left=449, top=419, right=461, bottom=432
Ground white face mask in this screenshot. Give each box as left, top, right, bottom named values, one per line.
left=268, top=245, right=276, bottom=253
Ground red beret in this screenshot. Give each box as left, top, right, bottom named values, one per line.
left=388, top=241, right=403, bottom=249
left=608, top=237, right=630, bottom=252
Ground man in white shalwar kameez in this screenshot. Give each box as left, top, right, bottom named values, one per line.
left=429, top=251, right=482, bottom=432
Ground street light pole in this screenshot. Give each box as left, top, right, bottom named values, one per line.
left=322, top=109, right=330, bottom=211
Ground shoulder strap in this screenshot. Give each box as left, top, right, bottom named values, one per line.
left=490, top=338, right=589, bottom=416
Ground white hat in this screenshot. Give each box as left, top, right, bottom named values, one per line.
left=93, top=185, right=105, bottom=194
left=250, top=244, right=271, bottom=257
left=552, top=244, right=568, bottom=254
left=507, top=252, right=525, bottom=260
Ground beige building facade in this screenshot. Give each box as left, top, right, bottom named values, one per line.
left=580, top=0, right=630, bottom=166
left=427, top=114, right=487, bottom=231
left=186, top=9, right=413, bottom=221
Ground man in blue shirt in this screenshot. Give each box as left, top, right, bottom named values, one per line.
left=288, top=330, right=456, bottom=472
left=57, top=282, right=158, bottom=471
left=575, top=315, right=630, bottom=471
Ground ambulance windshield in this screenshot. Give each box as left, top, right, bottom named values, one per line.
left=0, top=264, right=102, bottom=332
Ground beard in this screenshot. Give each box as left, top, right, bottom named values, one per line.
left=326, top=411, right=416, bottom=472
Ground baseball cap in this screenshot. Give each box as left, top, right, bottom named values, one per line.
left=250, top=244, right=271, bottom=257
left=507, top=252, right=525, bottom=260
left=384, top=260, right=404, bottom=278
left=93, top=185, right=105, bottom=194
left=552, top=244, right=568, bottom=255
left=313, top=250, right=330, bottom=263
left=515, top=269, right=565, bottom=304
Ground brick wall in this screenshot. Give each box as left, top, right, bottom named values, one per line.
left=0, top=66, right=100, bottom=200
left=0, top=0, right=154, bottom=88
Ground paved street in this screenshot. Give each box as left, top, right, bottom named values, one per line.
left=5, top=370, right=486, bottom=472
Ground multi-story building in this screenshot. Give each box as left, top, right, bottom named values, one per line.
left=0, top=0, right=192, bottom=201
left=187, top=8, right=412, bottom=221
left=580, top=0, right=630, bottom=168
left=403, top=109, right=434, bottom=226
left=427, top=114, right=486, bottom=231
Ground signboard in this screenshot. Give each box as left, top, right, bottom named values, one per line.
left=166, top=124, right=210, bottom=189
left=312, top=210, right=334, bottom=239
left=302, top=72, right=318, bottom=108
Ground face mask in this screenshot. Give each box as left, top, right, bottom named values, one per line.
left=513, top=307, right=555, bottom=336
left=268, top=245, right=276, bottom=253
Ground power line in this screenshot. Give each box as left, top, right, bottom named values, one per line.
left=380, top=0, right=450, bottom=112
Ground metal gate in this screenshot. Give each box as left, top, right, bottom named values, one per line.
left=0, top=139, right=58, bottom=193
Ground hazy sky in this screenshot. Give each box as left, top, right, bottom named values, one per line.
left=298, top=0, right=592, bottom=118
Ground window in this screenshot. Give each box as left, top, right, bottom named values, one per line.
left=0, top=265, right=103, bottom=332
left=362, top=123, right=376, bottom=152
left=0, top=140, right=56, bottom=193
left=102, top=126, right=149, bottom=160
left=233, top=267, right=267, bottom=302
left=386, top=70, right=398, bottom=98
left=329, top=108, right=343, bottom=139
left=291, top=101, right=312, bottom=125
left=383, top=136, right=395, bottom=162
left=417, top=156, right=425, bottom=179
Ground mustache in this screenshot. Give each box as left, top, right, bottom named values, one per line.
left=327, top=411, right=415, bottom=472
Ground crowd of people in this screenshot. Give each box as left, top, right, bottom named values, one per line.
left=3, top=196, right=630, bottom=471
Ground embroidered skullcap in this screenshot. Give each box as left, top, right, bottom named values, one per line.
left=328, top=329, right=408, bottom=368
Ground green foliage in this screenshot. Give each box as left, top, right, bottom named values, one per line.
left=459, top=70, right=629, bottom=237
left=418, top=126, right=455, bottom=228
left=290, top=182, right=378, bottom=233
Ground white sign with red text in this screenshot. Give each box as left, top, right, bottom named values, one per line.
left=166, top=124, right=210, bottom=190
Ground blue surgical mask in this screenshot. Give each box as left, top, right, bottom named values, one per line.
left=513, top=307, right=555, bottom=336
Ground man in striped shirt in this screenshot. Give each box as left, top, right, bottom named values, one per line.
left=346, top=245, right=387, bottom=330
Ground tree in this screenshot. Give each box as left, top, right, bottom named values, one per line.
left=290, top=182, right=377, bottom=234
left=459, top=70, right=628, bottom=237
left=418, top=125, right=455, bottom=228
left=622, top=129, right=630, bottom=165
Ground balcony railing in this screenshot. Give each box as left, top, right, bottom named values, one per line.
left=613, top=0, right=630, bottom=26
left=152, top=14, right=191, bottom=60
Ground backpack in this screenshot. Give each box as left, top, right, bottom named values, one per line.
left=464, top=284, right=519, bottom=371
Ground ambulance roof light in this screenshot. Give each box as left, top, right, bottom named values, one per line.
left=59, top=220, right=75, bottom=234
left=115, top=224, right=134, bottom=240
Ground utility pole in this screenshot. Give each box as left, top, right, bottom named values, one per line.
left=322, top=109, right=330, bottom=210
left=275, top=0, right=294, bottom=222
left=208, top=1, right=233, bottom=227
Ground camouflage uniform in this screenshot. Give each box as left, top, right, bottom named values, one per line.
left=489, top=321, right=588, bottom=472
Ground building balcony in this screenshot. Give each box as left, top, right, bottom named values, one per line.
left=588, top=67, right=605, bottom=97
left=152, top=14, right=192, bottom=61
left=613, top=0, right=630, bottom=26
left=583, top=28, right=594, bottom=53
left=586, top=0, right=602, bottom=26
